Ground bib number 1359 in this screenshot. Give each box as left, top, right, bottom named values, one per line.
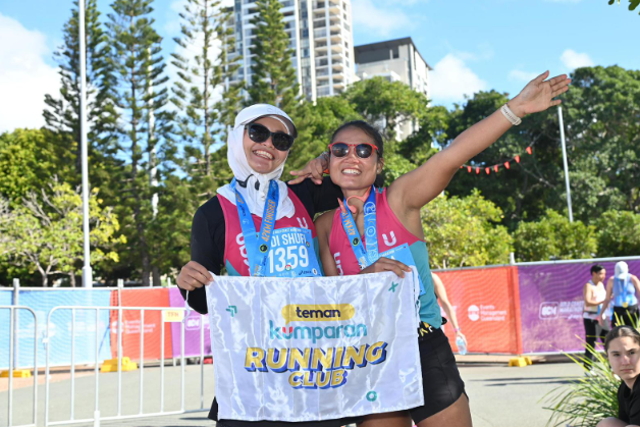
left=268, top=246, right=309, bottom=273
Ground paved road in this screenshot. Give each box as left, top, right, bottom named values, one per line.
left=1, top=360, right=584, bottom=427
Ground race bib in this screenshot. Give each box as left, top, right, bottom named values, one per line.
left=380, top=244, right=426, bottom=295
left=266, top=227, right=321, bottom=277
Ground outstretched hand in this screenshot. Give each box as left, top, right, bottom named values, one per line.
left=510, top=71, right=571, bottom=117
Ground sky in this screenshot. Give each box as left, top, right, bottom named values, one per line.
left=0, top=0, right=638, bottom=133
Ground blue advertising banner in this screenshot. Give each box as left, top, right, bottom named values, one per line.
left=0, top=289, right=113, bottom=369
left=0, top=289, right=14, bottom=370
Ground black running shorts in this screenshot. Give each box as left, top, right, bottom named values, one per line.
left=409, top=326, right=467, bottom=423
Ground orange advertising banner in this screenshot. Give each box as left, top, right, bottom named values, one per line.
left=109, top=288, right=173, bottom=361
left=437, top=266, right=522, bottom=355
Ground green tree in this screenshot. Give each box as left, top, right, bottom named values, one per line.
left=247, top=0, right=300, bottom=113
left=107, top=0, right=174, bottom=286
left=608, top=0, right=640, bottom=13
left=513, top=209, right=597, bottom=262
left=442, top=90, right=566, bottom=229
left=562, top=66, right=640, bottom=217
left=43, top=0, right=120, bottom=192
left=421, top=190, right=513, bottom=269
left=595, top=210, right=640, bottom=257
left=443, top=67, right=640, bottom=227
left=0, top=129, right=75, bottom=204
left=283, top=97, right=362, bottom=177
left=343, top=77, right=428, bottom=142
left=0, top=179, right=124, bottom=287
left=171, top=0, right=243, bottom=200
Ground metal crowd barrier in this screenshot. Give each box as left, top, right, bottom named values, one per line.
left=1, top=305, right=38, bottom=427
left=42, top=305, right=209, bottom=427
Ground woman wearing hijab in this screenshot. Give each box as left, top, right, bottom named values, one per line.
left=176, top=104, right=349, bottom=426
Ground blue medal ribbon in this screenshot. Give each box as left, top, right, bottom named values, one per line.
left=339, top=186, right=379, bottom=269
left=232, top=178, right=279, bottom=277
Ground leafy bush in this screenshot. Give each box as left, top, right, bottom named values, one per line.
left=421, top=189, right=513, bottom=269
left=595, top=210, right=640, bottom=257
left=513, top=209, right=597, bottom=262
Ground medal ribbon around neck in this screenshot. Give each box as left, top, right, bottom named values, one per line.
left=339, top=185, right=379, bottom=269
left=232, top=178, right=279, bottom=277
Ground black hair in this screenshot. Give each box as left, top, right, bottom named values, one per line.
left=330, top=120, right=384, bottom=159
left=605, top=325, right=640, bottom=353
left=591, top=264, right=604, bottom=275
left=330, top=120, right=385, bottom=187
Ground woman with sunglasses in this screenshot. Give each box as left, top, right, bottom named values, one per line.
left=176, top=104, right=353, bottom=427
left=315, top=71, right=571, bottom=427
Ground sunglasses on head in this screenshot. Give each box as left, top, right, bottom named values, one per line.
left=328, top=142, right=379, bottom=159
left=246, top=122, right=294, bottom=152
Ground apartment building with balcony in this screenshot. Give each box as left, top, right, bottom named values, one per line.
left=226, top=0, right=357, bottom=102
left=354, top=37, right=432, bottom=139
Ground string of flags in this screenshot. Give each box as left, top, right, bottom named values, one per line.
left=460, top=145, right=534, bottom=175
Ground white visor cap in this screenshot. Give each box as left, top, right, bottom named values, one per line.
left=615, top=261, right=630, bottom=280
left=234, top=104, right=298, bottom=139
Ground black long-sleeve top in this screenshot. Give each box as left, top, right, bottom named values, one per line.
left=179, top=177, right=342, bottom=314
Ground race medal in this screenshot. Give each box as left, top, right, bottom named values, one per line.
left=340, top=187, right=425, bottom=296
left=340, top=186, right=378, bottom=269
left=233, top=179, right=279, bottom=277
left=623, top=302, right=629, bottom=308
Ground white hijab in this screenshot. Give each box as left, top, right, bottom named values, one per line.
left=217, top=104, right=297, bottom=220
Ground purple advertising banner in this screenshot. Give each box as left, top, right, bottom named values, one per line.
left=518, top=259, right=640, bottom=353
left=168, top=288, right=212, bottom=358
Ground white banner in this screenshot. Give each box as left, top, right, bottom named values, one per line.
left=205, top=269, right=424, bottom=422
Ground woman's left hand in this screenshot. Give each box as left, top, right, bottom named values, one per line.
left=509, top=71, right=571, bottom=117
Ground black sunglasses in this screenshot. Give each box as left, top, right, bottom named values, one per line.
left=328, top=142, right=379, bottom=159
left=246, top=122, right=294, bottom=152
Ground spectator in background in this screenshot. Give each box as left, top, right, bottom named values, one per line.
left=583, top=265, right=608, bottom=370
left=433, top=272, right=467, bottom=350
left=599, top=261, right=640, bottom=328
left=597, top=325, right=640, bottom=427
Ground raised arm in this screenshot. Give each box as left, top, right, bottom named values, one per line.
left=387, top=71, right=570, bottom=214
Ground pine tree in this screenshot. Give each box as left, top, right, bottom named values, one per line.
left=247, top=0, right=300, bottom=113
left=107, top=0, right=173, bottom=286
left=43, top=0, right=120, bottom=193
left=171, top=0, right=243, bottom=200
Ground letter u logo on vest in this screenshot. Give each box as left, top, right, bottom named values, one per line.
left=382, top=231, right=397, bottom=247
left=296, top=217, right=309, bottom=229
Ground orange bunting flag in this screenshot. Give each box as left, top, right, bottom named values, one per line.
left=467, top=166, right=472, bottom=173
left=475, top=167, right=480, bottom=174
left=485, top=167, right=490, bottom=175
left=526, top=146, right=532, bottom=155
left=504, top=162, right=510, bottom=169
left=515, top=155, right=520, bottom=163
left=494, top=165, right=499, bottom=172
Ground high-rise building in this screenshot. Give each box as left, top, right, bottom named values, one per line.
left=354, top=37, right=432, bottom=139
left=227, top=0, right=357, bottom=102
